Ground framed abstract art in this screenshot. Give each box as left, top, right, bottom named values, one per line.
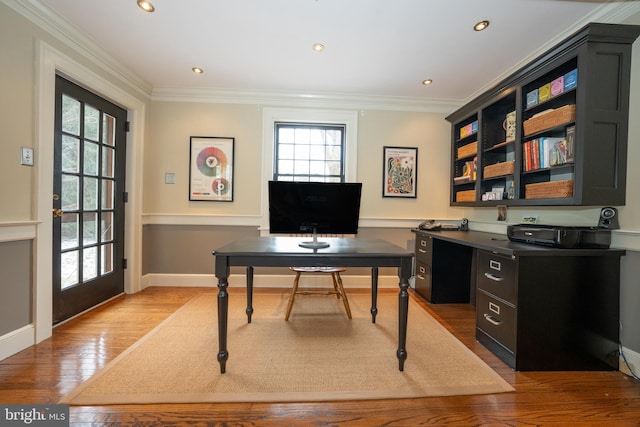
left=382, top=146, right=418, bottom=198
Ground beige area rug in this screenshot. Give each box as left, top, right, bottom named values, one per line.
left=60, top=290, right=513, bottom=404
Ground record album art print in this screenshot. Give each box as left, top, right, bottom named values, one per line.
left=189, top=136, right=235, bottom=201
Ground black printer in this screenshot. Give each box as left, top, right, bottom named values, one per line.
left=507, top=224, right=611, bottom=249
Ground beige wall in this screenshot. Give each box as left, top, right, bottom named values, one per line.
left=144, top=103, right=456, bottom=222
left=1, top=5, right=38, bottom=220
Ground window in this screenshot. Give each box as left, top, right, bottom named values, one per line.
left=260, top=108, right=358, bottom=234
left=273, top=122, right=346, bottom=182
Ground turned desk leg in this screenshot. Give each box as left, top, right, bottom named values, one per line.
left=216, top=275, right=229, bottom=374
left=397, top=276, right=409, bottom=371
left=246, top=266, right=254, bottom=323
left=370, top=267, right=378, bottom=323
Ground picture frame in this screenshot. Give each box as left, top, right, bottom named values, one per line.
left=189, top=136, right=235, bottom=201
left=382, top=146, right=418, bottom=198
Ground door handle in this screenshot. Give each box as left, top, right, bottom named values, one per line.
left=52, top=208, right=63, bottom=218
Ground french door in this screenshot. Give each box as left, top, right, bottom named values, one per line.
left=52, top=76, right=127, bottom=324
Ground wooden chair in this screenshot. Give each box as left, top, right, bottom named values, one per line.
left=285, top=266, right=352, bottom=321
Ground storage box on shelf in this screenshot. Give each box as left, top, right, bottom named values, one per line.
left=445, top=23, right=639, bottom=206
left=525, top=179, right=574, bottom=199
left=523, top=105, right=576, bottom=137
left=457, top=141, right=477, bottom=159
left=456, top=189, right=476, bottom=202
left=484, top=160, right=515, bottom=179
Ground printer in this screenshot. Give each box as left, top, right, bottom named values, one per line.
left=507, top=224, right=611, bottom=249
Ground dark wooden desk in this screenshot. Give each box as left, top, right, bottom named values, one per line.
left=213, top=237, right=414, bottom=373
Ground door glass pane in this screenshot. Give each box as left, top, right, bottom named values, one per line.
left=61, top=250, right=79, bottom=289
left=83, top=177, right=98, bottom=210
left=83, top=212, right=98, bottom=245
left=102, top=146, right=115, bottom=177
left=84, top=105, right=100, bottom=142
left=61, top=213, right=79, bottom=250
left=103, top=114, right=116, bottom=146
left=62, top=95, right=80, bottom=136
left=61, top=175, right=79, bottom=210
left=62, top=136, right=80, bottom=173
left=101, top=243, right=114, bottom=275
left=83, top=246, right=98, bottom=281
left=101, top=212, right=113, bottom=242
left=102, top=179, right=114, bottom=210
left=84, top=141, right=99, bottom=176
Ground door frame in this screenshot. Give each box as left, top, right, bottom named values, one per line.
left=34, top=41, right=146, bottom=343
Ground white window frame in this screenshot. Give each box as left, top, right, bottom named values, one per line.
left=260, top=108, right=358, bottom=234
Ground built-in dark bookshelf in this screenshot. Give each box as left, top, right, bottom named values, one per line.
left=446, top=23, right=640, bottom=206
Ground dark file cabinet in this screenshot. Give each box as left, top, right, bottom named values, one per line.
left=413, top=231, right=473, bottom=304
left=476, top=248, right=622, bottom=371
left=414, top=229, right=624, bottom=371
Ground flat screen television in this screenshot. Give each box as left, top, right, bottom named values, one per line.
left=268, top=180, right=362, bottom=249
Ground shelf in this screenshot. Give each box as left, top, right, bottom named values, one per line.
left=446, top=23, right=640, bottom=207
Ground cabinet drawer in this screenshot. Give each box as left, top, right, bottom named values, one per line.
left=476, top=291, right=516, bottom=352
left=477, top=251, right=516, bottom=302
left=414, top=261, right=432, bottom=302
left=415, top=234, right=433, bottom=264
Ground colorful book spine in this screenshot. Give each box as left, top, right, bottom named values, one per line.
left=539, top=83, right=551, bottom=103
left=551, top=76, right=564, bottom=97
left=526, top=89, right=539, bottom=108
left=564, top=69, right=578, bottom=90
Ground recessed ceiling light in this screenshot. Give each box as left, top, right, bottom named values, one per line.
left=137, top=0, right=155, bottom=12
left=474, top=20, right=490, bottom=31
left=312, top=43, right=325, bottom=52
left=192, top=67, right=204, bottom=74
left=422, top=79, right=433, bottom=86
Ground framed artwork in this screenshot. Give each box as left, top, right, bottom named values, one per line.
left=189, top=136, right=235, bottom=201
left=383, top=146, right=418, bottom=198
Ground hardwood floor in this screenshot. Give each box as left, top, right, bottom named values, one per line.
left=1, top=286, right=639, bottom=426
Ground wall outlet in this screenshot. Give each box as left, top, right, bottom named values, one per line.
left=21, top=147, right=34, bottom=166
left=164, top=172, right=176, bottom=184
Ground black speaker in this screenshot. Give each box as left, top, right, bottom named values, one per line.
left=460, top=218, right=469, bottom=231
left=598, top=207, right=619, bottom=229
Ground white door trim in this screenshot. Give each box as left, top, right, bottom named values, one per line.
left=34, top=41, right=146, bottom=343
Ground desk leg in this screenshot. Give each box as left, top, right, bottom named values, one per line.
left=217, top=276, right=229, bottom=374
left=370, top=267, right=378, bottom=323
left=246, top=266, right=254, bottom=323
left=397, top=276, right=409, bottom=371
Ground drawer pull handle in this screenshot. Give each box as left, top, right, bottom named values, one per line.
left=484, top=313, right=503, bottom=326
left=484, top=273, right=504, bottom=282
left=418, top=249, right=427, bottom=254
left=417, top=275, right=425, bottom=280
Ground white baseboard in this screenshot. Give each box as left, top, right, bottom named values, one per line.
left=141, top=273, right=402, bottom=289
left=620, top=346, right=640, bottom=378
left=0, top=325, right=34, bottom=361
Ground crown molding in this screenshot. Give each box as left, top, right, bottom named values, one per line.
left=4, top=0, right=153, bottom=99
left=151, top=86, right=462, bottom=114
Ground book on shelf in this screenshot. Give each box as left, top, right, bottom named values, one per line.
left=551, top=76, right=565, bottom=97
left=454, top=175, right=472, bottom=184
left=564, top=69, right=578, bottom=91
left=539, top=83, right=551, bottom=103
left=523, top=137, right=569, bottom=171
left=566, top=125, right=575, bottom=163
left=526, top=89, right=539, bottom=108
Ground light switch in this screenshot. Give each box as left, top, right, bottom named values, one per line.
left=21, top=147, right=34, bottom=166
left=164, top=173, right=176, bottom=184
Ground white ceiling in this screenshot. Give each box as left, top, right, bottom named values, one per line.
left=32, top=0, right=640, bottom=103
